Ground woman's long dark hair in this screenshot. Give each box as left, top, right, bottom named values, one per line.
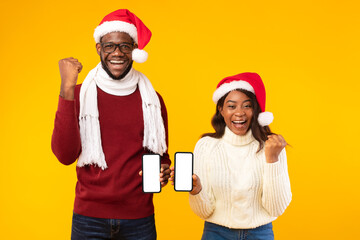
left=202, top=89, right=274, bottom=152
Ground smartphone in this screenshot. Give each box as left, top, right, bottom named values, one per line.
left=174, top=152, right=193, bottom=192
left=142, top=154, right=161, bottom=193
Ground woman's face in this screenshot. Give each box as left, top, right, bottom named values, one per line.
left=219, top=90, right=254, bottom=136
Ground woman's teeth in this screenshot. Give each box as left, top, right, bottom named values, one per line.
left=233, top=120, right=246, bottom=124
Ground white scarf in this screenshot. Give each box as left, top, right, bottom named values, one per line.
left=78, top=63, right=167, bottom=170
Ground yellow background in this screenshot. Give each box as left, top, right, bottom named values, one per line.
left=1, top=0, right=359, bottom=239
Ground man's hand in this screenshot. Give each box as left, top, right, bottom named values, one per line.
left=160, top=164, right=170, bottom=187
left=59, top=57, right=83, bottom=100
left=138, top=163, right=170, bottom=188
left=265, top=134, right=287, bottom=163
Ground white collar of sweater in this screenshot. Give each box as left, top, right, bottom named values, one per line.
left=222, top=127, right=255, bottom=146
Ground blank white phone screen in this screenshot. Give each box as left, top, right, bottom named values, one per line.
left=142, top=154, right=161, bottom=193
left=175, top=152, right=193, bottom=191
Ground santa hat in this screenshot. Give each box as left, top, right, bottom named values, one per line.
left=212, top=72, right=274, bottom=126
left=94, top=9, right=151, bottom=63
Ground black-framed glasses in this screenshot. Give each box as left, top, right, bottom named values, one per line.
left=101, top=42, right=134, bottom=54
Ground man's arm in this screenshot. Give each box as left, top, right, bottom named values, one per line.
left=51, top=58, right=83, bottom=165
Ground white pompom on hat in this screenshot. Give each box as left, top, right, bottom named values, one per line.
left=93, top=9, right=151, bottom=63
left=212, top=72, right=274, bottom=126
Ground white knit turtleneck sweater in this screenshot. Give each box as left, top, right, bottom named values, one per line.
left=189, top=127, right=292, bottom=229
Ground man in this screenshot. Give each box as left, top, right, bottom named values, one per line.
left=51, top=9, right=170, bottom=240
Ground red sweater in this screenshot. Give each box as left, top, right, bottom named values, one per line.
left=51, top=84, right=171, bottom=219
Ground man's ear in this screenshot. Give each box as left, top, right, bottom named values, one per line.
left=96, top=43, right=101, bottom=56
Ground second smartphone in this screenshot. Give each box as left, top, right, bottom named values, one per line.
left=174, top=152, right=193, bottom=192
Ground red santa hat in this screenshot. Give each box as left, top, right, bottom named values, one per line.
left=93, top=9, right=151, bottom=63
left=212, top=72, right=274, bottom=126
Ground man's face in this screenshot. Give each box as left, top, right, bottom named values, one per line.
left=96, top=32, right=136, bottom=79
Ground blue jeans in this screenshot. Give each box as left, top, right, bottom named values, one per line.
left=71, top=212, right=156, bottom=240
left=201, top=221, right=274, bottom=240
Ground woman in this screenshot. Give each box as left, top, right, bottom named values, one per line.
left=172, top=72, right=291, bottom=239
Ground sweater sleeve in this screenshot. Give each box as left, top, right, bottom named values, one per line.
left=189, top=137, right=216, bottom=219
left=261, top=148, right=292, bottom=217
left=51, top=95, right=81, bottom=165
left=157, top=92, right=171, bottom=166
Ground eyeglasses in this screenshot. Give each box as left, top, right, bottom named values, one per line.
left=101, top=42, right=134, bottom=54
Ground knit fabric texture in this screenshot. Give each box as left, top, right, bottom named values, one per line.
left=51, top=86, right=171, bottom=219
left=189, top=127, right=292, bottom=229
left=78, top=64, right=167, bottom=170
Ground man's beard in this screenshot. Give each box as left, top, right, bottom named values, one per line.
left=100, top=58, right=133, bottom=80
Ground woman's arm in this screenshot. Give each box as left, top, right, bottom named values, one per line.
left=188, top=137, right=216, bottom=219
left=262, top=148, right=292, bottom=217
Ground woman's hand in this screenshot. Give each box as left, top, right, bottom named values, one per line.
left=169, top=166, right=175, bottom=186
left=265, top=134, right=287, bottom=163
left=190, top=174, right=202, bottom=195
left=169, top=167, right=202, bottom=195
